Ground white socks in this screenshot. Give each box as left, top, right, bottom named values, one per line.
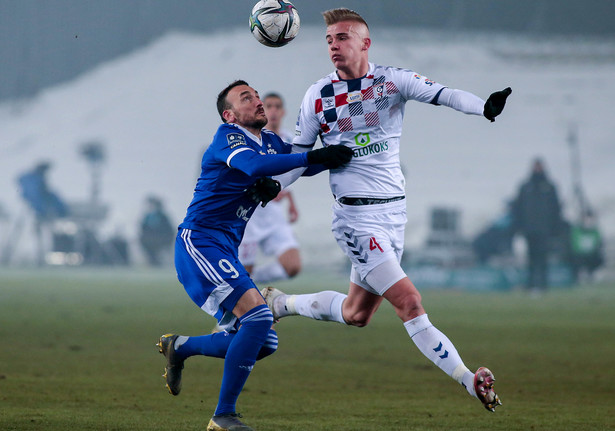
left=404, top=314, right=476, bottom=397
left=274, top=291, right=347, bottom=324
left=273, top=293, right=477, bottom=397
left=251, top=261, right=289, bottom=283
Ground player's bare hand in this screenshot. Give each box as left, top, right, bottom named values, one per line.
left=483, top=87, right=512, bottom=122
left=306, top=145, right=354, bottom=169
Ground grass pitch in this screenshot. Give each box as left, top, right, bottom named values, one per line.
left=1, top=267, right=614, bottom=430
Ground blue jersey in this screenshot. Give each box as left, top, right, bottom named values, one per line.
left=179, top=123, right=309, bottom=247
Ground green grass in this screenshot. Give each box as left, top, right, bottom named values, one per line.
left=1, top=268, right=614, bottom=430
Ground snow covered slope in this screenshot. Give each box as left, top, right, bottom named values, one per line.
left=1, top=28, right=613, bottom=265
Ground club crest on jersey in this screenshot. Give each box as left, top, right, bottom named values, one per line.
left=375, top=83, right=385, bottom=98
left=347, top=91, right=363, bottom=103
left=227, top=132, right=246, bottom=149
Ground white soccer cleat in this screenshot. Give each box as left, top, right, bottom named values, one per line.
left=474, top=367, right=502, bottom=412
left=260, top=286, right=286, bottom=321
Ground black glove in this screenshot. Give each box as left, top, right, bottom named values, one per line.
left=246, top=177, right=281, bottom=207
left=483, top=87, right=512, bottom=122
left=306, top=145, right=354, bottom=169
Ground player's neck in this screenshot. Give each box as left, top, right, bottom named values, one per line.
left=242, top=125, right=262, bottom=139
left=231, top=122, right=265, bottom=141
left=336, top=60, right=369, bottom=80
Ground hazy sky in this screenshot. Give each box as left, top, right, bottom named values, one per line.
left=1, top=0, right=614, bottom=100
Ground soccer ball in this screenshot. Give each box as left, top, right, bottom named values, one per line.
left=249, top=0, right=300, bottom=48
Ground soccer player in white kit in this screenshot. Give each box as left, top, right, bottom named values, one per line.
left=264, top=8, right=510, bottom=412
left=239, top=93, right=302, bottom=283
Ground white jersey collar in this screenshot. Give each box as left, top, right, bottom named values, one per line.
left=333, top=63, right=375, bottom=81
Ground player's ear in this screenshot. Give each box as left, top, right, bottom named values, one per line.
left=222, top=109, right=235, bottom=123
left=362, top=38, right=371, bottom=50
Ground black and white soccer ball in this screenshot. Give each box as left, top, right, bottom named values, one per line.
left=249, top=0, right=300, bottom=48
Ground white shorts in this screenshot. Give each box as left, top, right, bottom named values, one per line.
left=332, top=198, right=407, bottom=282
left=350, top=258, right=407, bottom=296
left=239, top=201, right=298, bottom=266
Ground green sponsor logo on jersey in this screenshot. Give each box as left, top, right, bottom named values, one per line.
left=354, top=132, right=370, bottom=147
left=352, top=140, right=389, bottom=157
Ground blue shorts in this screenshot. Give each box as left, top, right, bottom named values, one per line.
left=175, top=228, right=257, bottom=325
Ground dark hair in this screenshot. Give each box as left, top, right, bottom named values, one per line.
left=216, top=80, right=249, bottom=123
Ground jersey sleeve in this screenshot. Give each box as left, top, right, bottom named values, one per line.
left=210, top=125, right=257, bottom=166
left=395, top=68, right=484, bottom=116
left=291, top=85, right=322, bottom=152
left=431, top=87, right=485, bottom=116
left=395, top=68, right=447, bottom=104
left=210, top=124, right=308, bottom=178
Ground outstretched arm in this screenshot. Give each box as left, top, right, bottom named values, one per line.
left=231, top=144, right=352, bottom=178
left=230, top=151, right=308, bottom=177
left=275, top=145, right=353, bottom=187
left=434, top=87, right=512, bottom=121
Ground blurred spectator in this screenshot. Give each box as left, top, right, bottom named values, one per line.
left=472, top=201, right=515, bottom=265
left=18, top=161, right=68, bottom=222
left=17, top=161, right=68, bottom=265
left=568, top=209, right=604, bottom=283
left=139, top=195, right=175, bottom=266
left=511, top=158, right=563, bottom=292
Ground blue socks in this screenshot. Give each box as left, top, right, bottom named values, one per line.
left=173, top=304, right=276, bottom=416
left=215, top=304, right=274, bottom=415
left=175, top=331, right=233, bottom=359
left=175, top=328, right=278, bottom=360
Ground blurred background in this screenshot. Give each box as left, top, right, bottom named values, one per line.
left=1, top=0, right=614, bottom=291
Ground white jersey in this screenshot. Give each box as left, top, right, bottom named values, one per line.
left=292, top=62, right=481, bottom=199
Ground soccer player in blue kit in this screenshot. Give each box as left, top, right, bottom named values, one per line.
left=156, top=80, right=352, bottom=431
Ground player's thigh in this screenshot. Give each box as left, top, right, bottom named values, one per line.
left=175, top=229, right=256, bottom=317
left=332, top=202, right=406, bottom=280
left=362, top=258, right=407, bottom=296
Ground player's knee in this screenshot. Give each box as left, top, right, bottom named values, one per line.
left=241, top=304, right=275, bottom=331
left=280, top=249, right=301, bottom=278
left=344, top=310, right=373, bottom=327
left=284, top=261, right=301, bottom=278
left=392, top=291, right=424, bottom=320
left=256, top=329, right=278, bottom=360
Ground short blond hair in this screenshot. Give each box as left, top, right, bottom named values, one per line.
left=322, top=8, right=369, bottom=29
